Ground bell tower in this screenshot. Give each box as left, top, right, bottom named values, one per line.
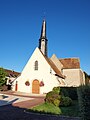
left=39, top=20, right=48, bottom=57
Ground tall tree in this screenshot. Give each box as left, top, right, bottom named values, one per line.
left=0, top=67, right=7, bottom=88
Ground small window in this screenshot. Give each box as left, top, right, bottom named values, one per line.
left=50, top=68, right=52, bottom=74
left=34, top=60, right=38, bottom=70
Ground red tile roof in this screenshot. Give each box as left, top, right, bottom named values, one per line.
left=59, top=58, right=80, bottom=69
left=4, top=69, right=20, bottom=77
left=39, top=49, right=65, bottom=79
left=48, top=59, right=65, bottom=78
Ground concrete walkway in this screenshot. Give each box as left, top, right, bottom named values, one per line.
left=0, top=91, right=45, bottom=108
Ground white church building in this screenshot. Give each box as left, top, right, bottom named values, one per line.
left=11, top=20, right=85, bottom=94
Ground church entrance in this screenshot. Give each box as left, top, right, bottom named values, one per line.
left=32, top=80, right=40, bottom=94
left=15, top=81, right=18, bottom=91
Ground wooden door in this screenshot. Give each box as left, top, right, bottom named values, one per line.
left=32, top=80, right=40, bottom=94
left=15, top=81, right=18, bottom=91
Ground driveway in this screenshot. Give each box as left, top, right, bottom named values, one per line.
left=0, top=104, right=80, bottom=120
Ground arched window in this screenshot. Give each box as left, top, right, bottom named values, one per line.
left=34, top=60, right=38, bottom=70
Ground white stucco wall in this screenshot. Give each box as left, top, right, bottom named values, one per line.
left=6, top=77, right=15, bottom=85
left=12, top=47, right=62, bottom=94
left=79, top=69, right=85, bottom=85
left=63, top=68, right=85, bottom=87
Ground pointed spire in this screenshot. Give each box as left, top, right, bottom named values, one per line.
left=40, top=19, right=46, bottom=39
left=39, top=19, right=48, bottom=57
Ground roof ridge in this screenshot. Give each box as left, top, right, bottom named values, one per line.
left=59, top=57, right=80, bottom=60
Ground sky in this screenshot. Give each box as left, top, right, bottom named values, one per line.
left=0, top=0, right=90, bottom=74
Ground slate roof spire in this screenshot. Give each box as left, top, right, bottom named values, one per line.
left=39, top=19, right=48, bottom=57
left=40, top=19, right=46, bottom=39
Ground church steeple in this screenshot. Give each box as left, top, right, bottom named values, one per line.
left=39, top=20, right=48, bottom=57
left=40, top=19, right=46, bottom=39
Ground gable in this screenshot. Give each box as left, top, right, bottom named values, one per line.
left=39, top=50, right=65, bottom=78
left=50, top=54, right=63, bottom=71
left=21, top=47, right=65, bottom=79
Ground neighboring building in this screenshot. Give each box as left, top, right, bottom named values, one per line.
left=11, top=20, right=85, bottom=94
left=5, top=69, right=20, bottom=87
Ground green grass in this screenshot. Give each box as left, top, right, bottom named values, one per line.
left=29, top=100, right=79, bottom=117
left=30, top=102, right=61, bottom=115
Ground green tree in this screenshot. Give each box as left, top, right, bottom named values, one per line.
left=84, top=72, right=90, bottom=85
left=0, top=67, right=7, bottom=88
left=77, top=85, right=90, bottom=120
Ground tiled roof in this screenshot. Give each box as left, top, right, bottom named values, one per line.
left=48, top=59, right=65, bottom=78
left=4, top=69, right=20, bottom=77
left=39, top=49, right=65, bottom=78
left=59, top=58, right=80, bottom=69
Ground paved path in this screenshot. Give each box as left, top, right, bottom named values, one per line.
left=0, top=91, right=45, bottom=108
left=0, top=94, right=34, bottom=106
left=13, top=97, right=44, bottom=108
left=0, top=104, right=81, bottom=120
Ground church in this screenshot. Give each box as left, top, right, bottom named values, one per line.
left=11, top=20, right=85, bottom=94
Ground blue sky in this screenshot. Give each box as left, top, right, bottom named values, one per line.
left=0, top=0, right=90, bottom=74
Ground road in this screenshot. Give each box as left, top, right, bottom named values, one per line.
left=0, top=104, right=80, bottom=120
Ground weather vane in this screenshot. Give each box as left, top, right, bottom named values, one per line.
left=43, top=11, right=46, bottom=20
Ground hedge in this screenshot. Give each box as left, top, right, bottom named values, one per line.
left=77, top=85, right=90, bottom=120
left=60, top=87, right=78, bottom=100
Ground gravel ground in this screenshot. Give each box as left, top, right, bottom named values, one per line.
left=0, top=104, right=81, bottom=120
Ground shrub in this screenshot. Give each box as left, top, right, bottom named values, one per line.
left=77, top=85, right=90, bottom=120
left=45, top=87, right=73, bottom=107
left=0, top=68, right=7, bottom=88
left=61, top=87, right=78, bottom=100
left=60, top=87, right=69, bottom=97
left=45, top=91, right=60, bottom=107
left=60, top=96, right=72, bottom=107
left=53, top=99, right=60, bottom=107
left=52, top=87, right=60, bottom=94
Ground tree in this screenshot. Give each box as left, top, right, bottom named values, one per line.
left=84, top=72, right=90, bottom=85
left=0, top=67, right=7, bottom=88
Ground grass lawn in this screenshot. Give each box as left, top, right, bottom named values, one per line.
left=30, top=102, right=62, bottom=115
left=29, top=100, right=79, bottom=117
left=60, top=100, right=79, bottom=117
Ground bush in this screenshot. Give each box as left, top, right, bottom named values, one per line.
left=60, top=96, right=72, bottom=107
left=60, top=87, right=69, bottom=97
left=52, top=87, right=60, bottom=94
left=0, top=68, right=7, bottom=88
left=61, top=87, right=78, bottom=100
left=45, top=89, right=73, bottom=107
left=77, top=85, right=90, bottom=120
left=53, top=99, right=60, bottom=107
left=45, top=91, right=60, bottom=107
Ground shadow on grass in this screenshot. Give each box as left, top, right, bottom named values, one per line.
left=60, top=100, right=80, bottom=117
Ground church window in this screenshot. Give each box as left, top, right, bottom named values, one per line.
left=50, top=68, right=52, bottom=74
left=34, top=60, right=38, bottom=70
